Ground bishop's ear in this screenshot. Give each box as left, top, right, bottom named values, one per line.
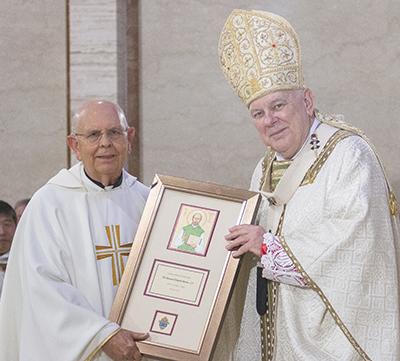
left=303, top=88, right=315, bottom=117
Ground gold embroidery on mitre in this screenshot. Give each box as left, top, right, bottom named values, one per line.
left=250, top=77, right=262, bottom=94
left=219, top=10, right=303, bottom=107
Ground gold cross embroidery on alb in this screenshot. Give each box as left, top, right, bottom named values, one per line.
left=95, top=225, right=132, bottom=286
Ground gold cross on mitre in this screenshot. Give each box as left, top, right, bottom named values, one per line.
left=95, top=225, right=132, bottom=286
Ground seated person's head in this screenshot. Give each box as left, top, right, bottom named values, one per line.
left=14, top=198, right=30, bottom=223
left=0, top=201, right=17, bottom=256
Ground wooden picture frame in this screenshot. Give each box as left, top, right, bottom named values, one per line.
left=109, top=174, right=260, bottom=360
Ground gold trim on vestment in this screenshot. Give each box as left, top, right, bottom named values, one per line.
left=300, top=129, right=354, bottom=186
left=261, top=207, right=286, bottom=361
left=315, top=109, right=398, bottom=215
left=257, top=148, right=283, bottom=358
left=271, top=160, right=293, bottom=192
left=259, top=109, right=398, bottom=216
left=276, top=205, right=286, bottom=237
left=260, top=128, right=353, bottom=190
left=278, top=236, right=372, bottom=361
left=257, top=113, right=380, bottom=359
left=261, top=281, right=279, bottom=361
left=390, top=193, right=398, bottom=216
left=260, top=148, right=274, bottom=192
left=84, top=327, right=122, bottom=361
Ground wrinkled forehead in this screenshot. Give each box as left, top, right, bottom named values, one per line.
left=249, top=89, right=303, bottom=110
left=82, top=106, right=120, bottom=127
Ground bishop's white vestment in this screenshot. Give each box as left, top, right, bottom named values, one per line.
left=0, top=162, right=149, bottom=361
left=213, top=111, right=400, bottom=361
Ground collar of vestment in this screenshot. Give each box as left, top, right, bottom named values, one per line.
left=83, top=169, right=123, bottom=189
left=271, top=118, right=320, bottom=191
left=47, top=162, right=137, bottom=192
left=261, top=120, right=339, bottom=234
left=260, top=108, right=399, bottom=234
left=275, top=118, right=321, bottom=161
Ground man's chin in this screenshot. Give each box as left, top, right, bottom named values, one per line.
left=94, top=161, right=120, bottom=173
left=268, top=144, right=289, bottom=156
left=90, top=168, right=119, bottom=183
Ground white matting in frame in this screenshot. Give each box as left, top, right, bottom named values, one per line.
left=109, top=174, right=260, bottom=361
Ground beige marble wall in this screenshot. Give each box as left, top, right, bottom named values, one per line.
left=0, top=1, right=67, bottom=207
left=69, top=0, right=118, bottom=113
left=140, top=0, right=400, bottom=198
left=69, top=0, right=119, bottom=167
left=140, top=0, right=265, bottom=189
left=69, top=0, right=140, bottom=176
left=1, top=0, right=400, bottom=206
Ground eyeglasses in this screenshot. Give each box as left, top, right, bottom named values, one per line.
left=73, top=128, right=128, bottom=143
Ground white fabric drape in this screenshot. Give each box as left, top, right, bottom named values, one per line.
left=0, top=163, right=149, bottom=361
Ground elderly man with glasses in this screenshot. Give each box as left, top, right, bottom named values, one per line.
left=0, top=100, right=150, bottom=361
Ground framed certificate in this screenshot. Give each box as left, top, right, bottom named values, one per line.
left=109, top=174, right=260, bottom=360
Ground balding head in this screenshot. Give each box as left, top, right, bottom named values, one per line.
left=71, top=100, right=129, bottom=134
left=67, top=100, right=135, bottom=186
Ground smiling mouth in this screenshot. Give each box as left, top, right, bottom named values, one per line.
left=97, top=154, right=116, bottom=160
left=270, top=128, right=286, bottom=137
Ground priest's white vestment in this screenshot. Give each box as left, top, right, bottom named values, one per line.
left=213, top=113, right=400, bottom=361
left=0, top=162, right=149, bottom=361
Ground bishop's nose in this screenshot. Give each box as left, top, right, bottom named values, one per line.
left=263, top=110, right=278, bottom=127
